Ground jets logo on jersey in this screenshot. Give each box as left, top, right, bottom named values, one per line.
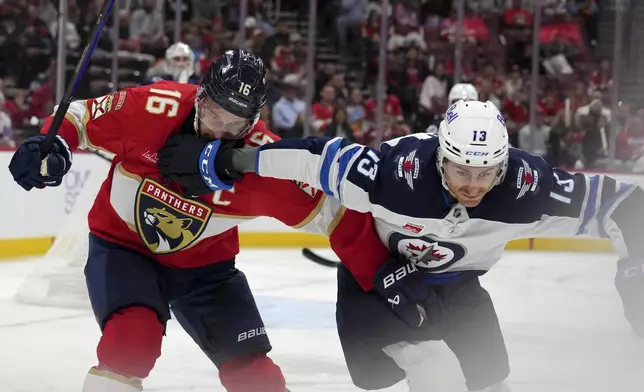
left=397, top=150, right=420, bottom=190
left=516, top=159, right=539, bottom=200
left=135, top=178, right=212, bottom=254
left=388, top=232, right=467, bottom=272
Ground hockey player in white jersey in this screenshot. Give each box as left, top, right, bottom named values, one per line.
left=156, top=101, right=644, bottom=392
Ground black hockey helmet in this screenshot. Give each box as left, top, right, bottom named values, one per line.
left=201, top=49, right=267, bottom=122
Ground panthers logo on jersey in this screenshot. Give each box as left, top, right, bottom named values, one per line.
left=135, top=178, right=212, bottom=254
left=388, top=232, right=467, bottom=272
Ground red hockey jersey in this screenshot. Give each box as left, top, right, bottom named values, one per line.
left=41, top=81, right=387, bottom=290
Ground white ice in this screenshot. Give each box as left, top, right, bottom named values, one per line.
left=0, top=249, right=642, bottom=392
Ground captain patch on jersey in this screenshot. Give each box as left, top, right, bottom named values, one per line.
left=135, top=178, right=212, bottom=254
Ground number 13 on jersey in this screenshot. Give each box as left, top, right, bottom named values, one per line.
left=357, top=150, right=380, bottom=180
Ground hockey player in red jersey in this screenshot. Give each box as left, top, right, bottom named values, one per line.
left=8, top=49, right=390, bottom=392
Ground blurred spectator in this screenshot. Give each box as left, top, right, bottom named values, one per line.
left=0, top=108, right=13, bottom=148
left=311, top=85, right=337, bottom=134
left=617, top=115, right=644, bottom=163
left=502, top=87, right=529, bottom=146
left=272, top=76, right=306, bottom=139
left=575, top=97, right=611, bottom=168
left=504, top=0, right=533, bottom=27
left=130, top=0, right=168, bottom=55
left=32, top=0, right=58, bottom=27
left=271, top=45, right=301, bottom=81
left=589, top=58, right=613, bottom=95
left=328, top=73, right=349, bottom=107
left=475, top=62, right=505, bottom=99
left=518, top=116, right=551, bottom=157
left=325, top=106, right=357, bottom=141
left=567, top=0, right=600, bottom=46
left=389, top=0, right=426, bottom=51
left=0, top=80, right=13, bottom=147
left=264, top=20, right=291, bottom=59
left=568, top=80, right=590, bottom=113
left=315, top=63, right=337, bottom=99
left=538, top=89, right=563, bottom=124
left=419, top=62, right=448, bottom=118
left=548, top=112, right=585, bottom=168
left=392, top=46, right=428, bottom=116
left=346, top=88, right=368, bottom=139
left=337, top=0, right=368, bottom=52
left=504, top=65, right=524, bottom=99
left=165, top=0, right=193, bottom=24
left=49, top=7, right=81, bottom=50
left=478, top=78, right=502, bottom=109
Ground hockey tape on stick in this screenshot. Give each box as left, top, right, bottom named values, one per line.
left=301, top=248, right=340, bottom=267
left=40, top=0, right=116, bottom=172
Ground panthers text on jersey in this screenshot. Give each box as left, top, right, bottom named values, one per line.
left=256, top=133, right=644, bottom=281
left=39, top=81, right=389, bottom=289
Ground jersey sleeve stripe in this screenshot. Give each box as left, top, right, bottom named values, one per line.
left=319, top=137, right=343, bottom=197
left=597, top=182, right=636, bottom=239
left=336, top=145, right=362, bottom=202
left=576, top=175, right=600, bottom=235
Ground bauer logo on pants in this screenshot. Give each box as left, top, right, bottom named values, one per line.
left=135, top=178, right=212, bottom=254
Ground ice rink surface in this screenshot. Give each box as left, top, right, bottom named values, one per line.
left=0, top=249, right=642, bottom=392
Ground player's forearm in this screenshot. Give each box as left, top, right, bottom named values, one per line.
left=237, top=136, right=377, bottom=214
left=233, top=137, right=332, bottom=192
left=230, top=147, right=258, bottom=173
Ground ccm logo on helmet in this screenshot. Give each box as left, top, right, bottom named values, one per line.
left=465, top=151, right=489, bottom=156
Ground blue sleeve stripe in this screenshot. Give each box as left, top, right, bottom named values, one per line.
left=576, top=175, right=600, bottom=235
left=335, top=145, right=361, bottom=201
left=319, top=138, right=343, bottom=197
left=597, top=182, right=634, bottom=239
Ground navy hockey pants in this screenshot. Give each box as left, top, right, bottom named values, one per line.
left=336, top=264, right=509, bottom=390
left=85, top=234, right=271, bottom=367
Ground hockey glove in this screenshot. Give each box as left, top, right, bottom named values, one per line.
left=373, top=257, right=431, bottom=329
left=615, top=257, right=644, bottom=338
left=9, top=135, right=72, bottom=191
left=158, top=134, right=243, bottom=197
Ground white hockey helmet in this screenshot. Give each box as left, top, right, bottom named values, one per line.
left=437, top=100, right=509, bottom=187
left=165, top=42, right=195, bottom=82
left=448, top=83, right=479, bottom=105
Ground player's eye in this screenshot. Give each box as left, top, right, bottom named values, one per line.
left=456, top=170, right=470, bottom=178
left=480, top=171, right=492, bottom=178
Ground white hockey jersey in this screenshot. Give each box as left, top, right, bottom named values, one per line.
left=255, top=134, right=644, bottom=280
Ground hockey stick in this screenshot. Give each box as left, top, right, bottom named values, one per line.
left=40, top=0, right=116, bottom=159
left=301, top=248, right=340, bottom=268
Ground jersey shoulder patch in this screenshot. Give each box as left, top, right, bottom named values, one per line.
left=471, top=149, right=553, bottom=224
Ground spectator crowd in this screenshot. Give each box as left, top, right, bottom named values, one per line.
left=0, top=0, right=642, bottom=172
